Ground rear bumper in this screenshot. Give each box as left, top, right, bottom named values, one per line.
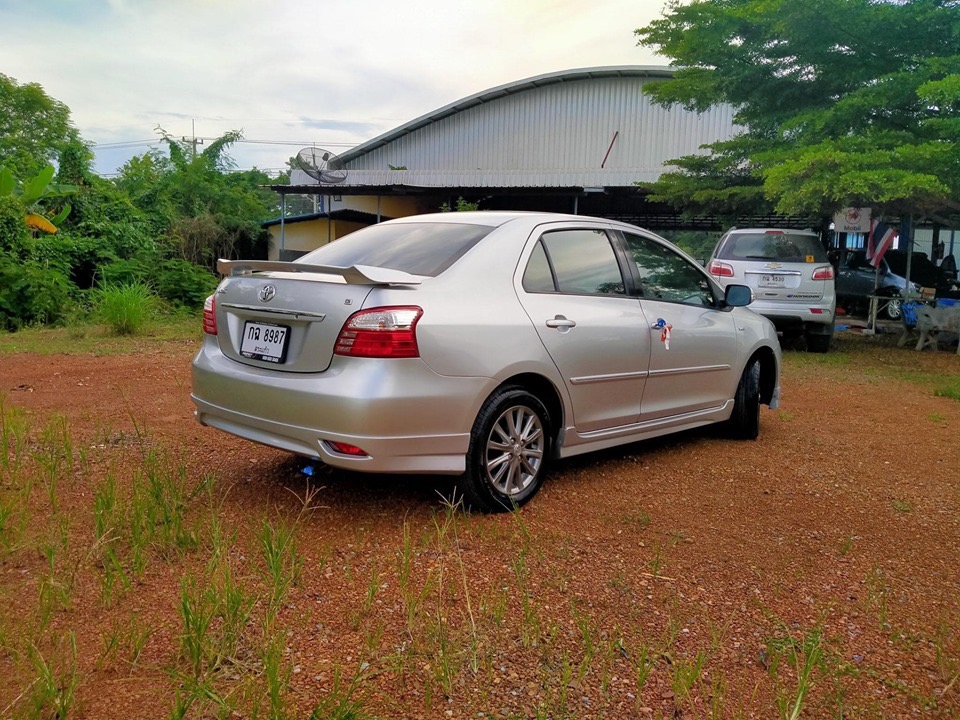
left=750, top=299, right=835, bottom=328
left=191, top=339, right=490, bottom=474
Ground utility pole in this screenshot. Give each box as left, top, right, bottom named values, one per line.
left=182, top=119, right=204, bottom=158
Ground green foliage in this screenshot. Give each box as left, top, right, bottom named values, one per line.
left=0, top=73, right=82, bottom=177
left=657, top=230, right=721, bottom=263
left=0, top=194, right=29, bottom=259
left=0, top=259, right=72, bottom=330
left=0, top=79, right=275, bottom=330
left=92, top=282, right=157, bottom=335
left=97, top=258, right=152, bottom=288
left=155, top=259, right=218, bottom=308
left=32, top=233, right=119, bottom=290
left=0, top=163, right=77, bottom=233
left=635, top=0, right=960, bottom=221
left=440, top=196, right=480, bottom=212
left=63, top=175, right=158, bottom=259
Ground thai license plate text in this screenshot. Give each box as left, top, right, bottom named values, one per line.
left=759, top=274, right=786, bottom=288
left=240, top=322, right=289, bottom=363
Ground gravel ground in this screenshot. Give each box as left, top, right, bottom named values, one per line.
left=1, top=330, right=959, bottom=719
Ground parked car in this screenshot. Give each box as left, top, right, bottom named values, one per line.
left=192, top=212, right=782, bottom=512
left=836, top=249, right=954, bottom=320
left=707, top=228, right=836, bottom=352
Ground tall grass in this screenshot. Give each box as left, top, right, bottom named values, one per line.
left=93, top=282, right=157, bottom=335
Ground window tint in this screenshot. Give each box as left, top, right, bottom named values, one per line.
left=624, top=233, right=715, bottom=306
left=298, top=222, right=493, bottom=277
left=531, top=229, right=625, bottom=295
left=522, top=241, right=555, bottom=292
left=717, top=232, right=827, bottom=263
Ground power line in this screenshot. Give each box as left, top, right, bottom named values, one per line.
left=92, top=137, right=357, bottom=149
left=93, top=139, right=160, bottom=149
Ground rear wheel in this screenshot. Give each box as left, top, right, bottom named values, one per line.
left=457, top=387, right=551, bottom=513
left=806, top=328, right=833, bottom=353
left=726, top=360, right=761, bottom=440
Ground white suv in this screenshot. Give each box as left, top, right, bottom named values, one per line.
left=708, top=228, right=836, bottom=352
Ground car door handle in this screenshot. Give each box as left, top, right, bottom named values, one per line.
left=545, top=316, right=576, bottom=329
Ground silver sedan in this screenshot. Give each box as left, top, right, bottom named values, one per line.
left=192, top=212, right=781, bottom=512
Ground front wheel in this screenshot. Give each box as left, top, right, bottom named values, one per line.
left=457, top=387, right=551, bottom=513
left=885, top=298, right=903, bottom=320
left=726, top=360, right=761, bottom=440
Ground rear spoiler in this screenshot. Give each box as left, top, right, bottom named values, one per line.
left=216, top=259, right=422, bottom=286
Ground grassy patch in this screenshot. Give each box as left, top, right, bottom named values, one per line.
left=0, top=311, right=200, bottom=355
left=93, top=282, right=159, bottom=336
left=933, top=379, right=960, bottom=401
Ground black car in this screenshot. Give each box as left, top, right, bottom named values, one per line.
left=836, top=249, right=956, bottom=319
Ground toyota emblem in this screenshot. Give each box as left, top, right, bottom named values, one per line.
left=258, top=285, right=276, bottom=302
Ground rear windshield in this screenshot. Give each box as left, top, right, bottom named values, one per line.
left=716, top=232, right=828, bottom=263
left=297, top=222, right=494, bottom=277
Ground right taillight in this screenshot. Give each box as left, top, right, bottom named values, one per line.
left=812, top=265, right=835, bottom=280
left=334, top=306, right=423, bottom=358
left=202, top=295, right=217, bottom=335
left=708, top=260, right=735, bottom=278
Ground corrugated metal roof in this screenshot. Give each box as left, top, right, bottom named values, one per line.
left=261, top=209, right=386, bottom=228
left=293, top=66, right=737, bottom=190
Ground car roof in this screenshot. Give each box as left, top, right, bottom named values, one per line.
left=382, top=210, right=647, bottom=231
left=724, top=228, right=818, bottom=235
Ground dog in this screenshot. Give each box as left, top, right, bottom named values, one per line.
left=915, top=301, right=960, bottom=354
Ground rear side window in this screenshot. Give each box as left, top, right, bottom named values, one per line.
left=298, top=222, right=493, bottom=277
left=717, top=232, right=827, bottom=263
left=522, top=229, right=625, bottom=295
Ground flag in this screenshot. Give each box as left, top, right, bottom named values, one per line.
left=866, top=219, right=896, bottom=268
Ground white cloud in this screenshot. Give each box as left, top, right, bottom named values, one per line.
left=0, top=0, right=666, bottom=174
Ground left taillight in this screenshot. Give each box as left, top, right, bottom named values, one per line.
left=708, top=260, right=735, bottom=278
left=202, top=295, right=217, bottom=335
left=334, top=306, right=423, bottom=358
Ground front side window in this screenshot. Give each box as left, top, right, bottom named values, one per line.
left=624, top=233, right=715, bottom=306
left=522, top=229, right=625, bottom=295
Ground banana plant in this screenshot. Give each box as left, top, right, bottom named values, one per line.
left=0, top=164, right=76, bottom=234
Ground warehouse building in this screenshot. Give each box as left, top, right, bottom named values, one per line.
left=267, top=66, right=748, bottom=260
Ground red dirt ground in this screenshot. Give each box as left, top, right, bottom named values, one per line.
left=1, top=332, right=959, bottom=719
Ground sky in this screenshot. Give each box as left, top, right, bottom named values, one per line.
left=0, top=0, right=668, bottom=176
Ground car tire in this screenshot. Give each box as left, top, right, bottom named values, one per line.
left=726, top=360, right=761, bottom=440
left=458, top=386, right=551, bottom=513
left=806, top=331, right=832, bottom=353
left=885, top=298, right=903, bottom=320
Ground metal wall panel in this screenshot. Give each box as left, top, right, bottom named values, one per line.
left=331, top=70, right=737, bottom=188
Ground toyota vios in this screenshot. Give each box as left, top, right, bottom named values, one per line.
left=192, top=212, right=782, bottom=512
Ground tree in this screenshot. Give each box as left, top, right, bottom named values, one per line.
left=635, top=0, right=960, bottom=223
left=0, top=74, right=83, bottom=177
left=116, top=129, right=273, bottom=267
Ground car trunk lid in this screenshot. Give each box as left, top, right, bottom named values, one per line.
left=213, top=260, right=422, bottom=373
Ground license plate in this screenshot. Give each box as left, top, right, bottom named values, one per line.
left=759, top=274, right=786, bottom=288
left=240, top=322, right=289, bottom=363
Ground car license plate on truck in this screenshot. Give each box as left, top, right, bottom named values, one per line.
left=240, top=322, right=289, bottom=363
left=759, top=274, right=786, bottom=288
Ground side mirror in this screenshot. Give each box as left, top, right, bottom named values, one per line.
left=725, top=284, right=753, bottom=307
